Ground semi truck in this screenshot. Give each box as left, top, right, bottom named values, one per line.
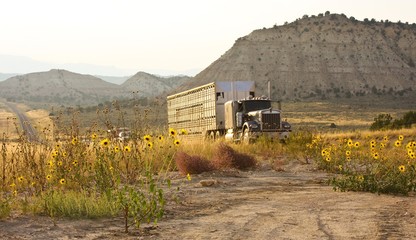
left=167, top=81, right=291, bottom=142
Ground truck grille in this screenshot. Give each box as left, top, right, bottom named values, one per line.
left=261, top=113, right=280, bottom=130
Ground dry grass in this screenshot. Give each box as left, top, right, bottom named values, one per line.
left=175, top=142, right=257, bottom=174
left=319, top=128, right=416, bottom=142
left=211, top=143, right=257, bottom=170
left=26, top=109, right=53, bottom=130
left=0, top=103, right=17, bottom=139
left=174, top=151, right=214, bottom=175
left=0, top=102, right=54, bottom=140
left=282, top=99, right=415, bottom=131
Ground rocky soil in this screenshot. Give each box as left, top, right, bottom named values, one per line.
left=1, top=161, right=415, bottom=239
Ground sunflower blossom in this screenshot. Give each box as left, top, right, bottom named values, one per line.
left=100, top=138, right=110, bottom=147
left=143, top=135, right=152, bottom=142
left=169, top=128, right=177, bottom=137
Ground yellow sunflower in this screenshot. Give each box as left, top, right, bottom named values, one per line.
left=394, top=140, right=401, bottom=147
left=18, top=176, right=24, bottom=183
left=91, top=133, right=97, bottom=140
left=100, top=138, right=110, bottom=147
left=143, top=135, right=152, bottom=142
left=169, top=128, right=177, bottom=137
left=59, top=178, right=66, bottom=185
left=124, top=146, right=131, bottom=152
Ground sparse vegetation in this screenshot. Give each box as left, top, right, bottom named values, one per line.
left=0, top=105, right=180, bottom=234
left=370, top=111, right=416, bottom=131
left=211, top=143, right=257, bottom=170
left=175, top=151, right=214, bottom=175
left=308, top=130, right=416, bottom=195
left=1, top=10, right=416, bottom=237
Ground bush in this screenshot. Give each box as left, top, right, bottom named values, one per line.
left=212, top=143, right=256, bottom=170
left=370, top=113, right=392, bottom=130
left=370, top=111, right=416, bottom=131
left=175, top=151, right=214, bottom=175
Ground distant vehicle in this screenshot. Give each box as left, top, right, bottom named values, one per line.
left=108, top=127, right=131, bottom=141
left=167, top=81, right=291, bottom=143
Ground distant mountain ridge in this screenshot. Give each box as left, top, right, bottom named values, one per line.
left=94, top=75, right=131, bottom=85
left=0, top=73, right=18, bottom=81
left=121, top=72, right=191, bottom=97
left=0, top=69, right=190, bottom=105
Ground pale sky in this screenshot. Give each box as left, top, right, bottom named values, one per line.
left=1, top=0, right=415, bottom=76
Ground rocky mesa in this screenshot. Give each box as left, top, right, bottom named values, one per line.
left=183, top=13, right=416, bottom=101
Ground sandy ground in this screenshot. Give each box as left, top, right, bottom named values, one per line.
left=1, top=161, right=416, bottom=240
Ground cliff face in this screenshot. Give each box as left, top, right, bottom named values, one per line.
left=186, top=14, right=416, bottom=100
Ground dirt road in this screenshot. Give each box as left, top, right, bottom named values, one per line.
left=1, top=161, right=415, bottom=239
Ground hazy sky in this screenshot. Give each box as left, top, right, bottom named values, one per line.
left=1, top=0, right=416, bottom=76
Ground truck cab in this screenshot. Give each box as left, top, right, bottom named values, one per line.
left=224, top=97, right=291, bottom=143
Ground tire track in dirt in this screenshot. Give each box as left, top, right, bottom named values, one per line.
left=1, top=168, right=416, bottom=239
left=376, top=200, right=414, bottom=240
left=152, top=170, right=416, bottom=240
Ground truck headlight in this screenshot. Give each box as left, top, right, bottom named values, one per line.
left=249, top=123, right=259, bottom=129
left=282, top=122, right=291, bottom=129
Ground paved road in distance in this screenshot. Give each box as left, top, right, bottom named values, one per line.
left=3, top=102, right=38, bottom=142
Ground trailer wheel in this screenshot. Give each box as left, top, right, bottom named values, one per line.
left=215, top=131, right=221, bottom=139
left=242, top=128, right=250, bottom=144
left=209, top=131, right=215, bottom=140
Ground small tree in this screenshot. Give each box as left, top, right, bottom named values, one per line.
left=370, top=114, right=392, bottom=131
left=400, top=111, right=416, bottom=128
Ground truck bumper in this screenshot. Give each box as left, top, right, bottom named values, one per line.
left=252, top=130, right=291, bottom=140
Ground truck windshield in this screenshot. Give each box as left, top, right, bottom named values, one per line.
left=242, top=100, right=271, bottom=112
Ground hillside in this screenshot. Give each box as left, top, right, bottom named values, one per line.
left=181, top=13, right=416, bottom=101
left=121, top=72, right=191, bottom=97
left=0, top=69, right=127, bottom=105
left=0, top=69, right=191, bottom=106
left=0, top=73, right=18, bottom=81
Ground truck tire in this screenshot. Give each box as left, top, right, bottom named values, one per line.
left=215, top=131, right=221, bottom=139
left=209, top=131, right=215, bottom=140
left=242, top=128, right=250, bottom=144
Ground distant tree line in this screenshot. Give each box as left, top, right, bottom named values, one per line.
left=370, top=111, right=416, bottom=131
